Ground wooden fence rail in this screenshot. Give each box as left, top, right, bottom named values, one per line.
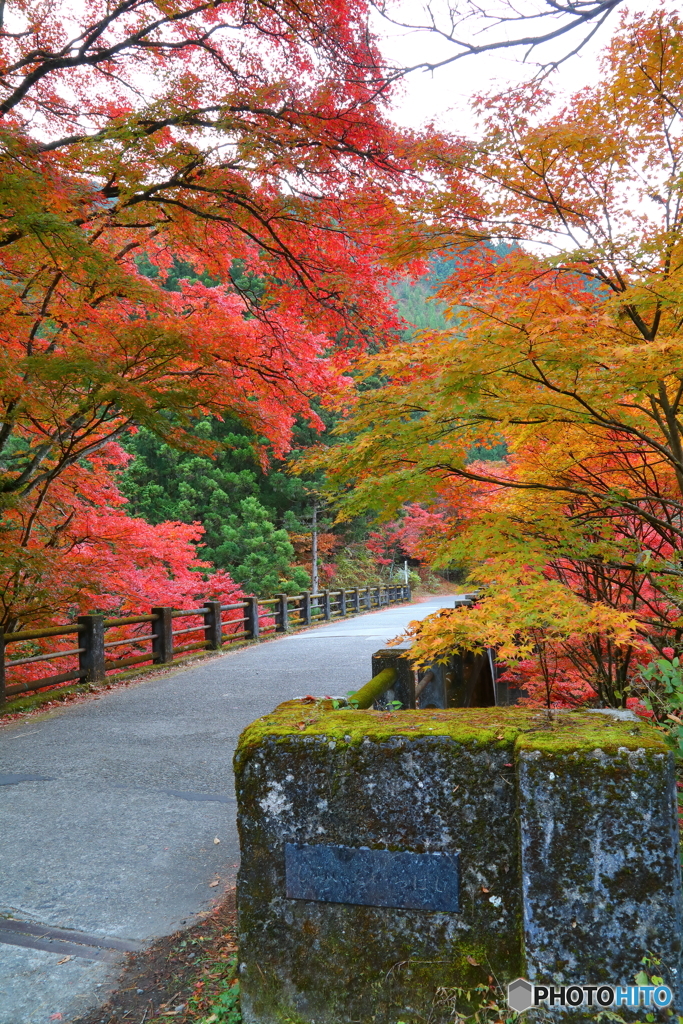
left=0, top=584, right=410, bottom=705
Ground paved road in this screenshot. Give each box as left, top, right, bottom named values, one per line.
left=0, top=595, right=458, bottom=1023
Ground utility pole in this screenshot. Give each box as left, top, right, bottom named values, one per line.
left=311, top=498, right=319, bottom=594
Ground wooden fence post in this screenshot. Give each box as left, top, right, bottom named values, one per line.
left=277, top=594, right=289, bottom=632
left=323, top=590, right=331, bottom=620
left=353, top=588, right=360, bottom=613
left=365, top=587, right=372, bottom=610
left=78, top=614, right=106, bottom=684
left=203, top=600, right=223, bottom=650
left=0, top=633, right=5, bottom=707
left=245, top=596, right=260, bottom=640
left=340, top=589, right=347, bottom=616
left=301, top=591, right=311, bottom=626
left=151, top=607, right=174, bottom=664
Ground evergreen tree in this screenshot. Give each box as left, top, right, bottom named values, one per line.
left=216, top=498, right=310, bottom=597
left=120, top=417, right=318, bottom=593
left=121, top=418, right=315, bottom=528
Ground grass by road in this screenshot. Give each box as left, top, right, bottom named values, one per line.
left=74, top=891, right=241, bottom=1024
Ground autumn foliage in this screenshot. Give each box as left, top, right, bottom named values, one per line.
left=0, top=0, right=436, bottom=630
left=4, top=0, right=667, bottom=723
left=311, top=9, right=683, bottom=707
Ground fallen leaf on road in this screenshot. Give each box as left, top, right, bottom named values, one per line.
left=209, top=879, right=220, bottom=887
left=213, top=837, right=220, bottom=844
left=56, top=956, right=72, bottom=965
left=49, top=1016, right=63, bottom=1021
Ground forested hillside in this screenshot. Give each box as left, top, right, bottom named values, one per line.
left=116, top=254, right=461, bottom=593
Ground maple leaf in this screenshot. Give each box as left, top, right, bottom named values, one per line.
left=0, top=0, right=451, bottom=625
left=306, top=9, right=683, bottom=709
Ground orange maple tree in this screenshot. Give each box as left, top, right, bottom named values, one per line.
left=310, top=8, right=683, bottom=707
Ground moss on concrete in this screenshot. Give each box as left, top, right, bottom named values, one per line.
left=236, top=704, right=526, bottom=1023
left=235, top=701, right=666, bottom=769
left=0, top=682, right=93, bottom=715
left=517, top=741, right=682, bottom=1002
left=235, top=702, right=677, bottom=1024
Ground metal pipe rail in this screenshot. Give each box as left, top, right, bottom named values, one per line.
left=348, top=667, right=398, bottom=709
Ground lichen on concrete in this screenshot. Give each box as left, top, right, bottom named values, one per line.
left=234, top=703, right=682, bottom=1024
left=518, top=743, right=683, bottom=1015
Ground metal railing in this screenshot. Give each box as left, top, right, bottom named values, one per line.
left=0, top=585, right=411, bottom=705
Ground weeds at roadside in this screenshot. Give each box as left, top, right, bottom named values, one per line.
left=73, top=890, right=241, bottom=1024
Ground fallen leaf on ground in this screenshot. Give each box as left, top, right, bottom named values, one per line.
left=49, top=1016, right=63, bottom=1021
left=213, top=837, right=220, bottom=844
left=56, top=956, right=72, bottom=965
left=209, top=880, right=220, bottom=887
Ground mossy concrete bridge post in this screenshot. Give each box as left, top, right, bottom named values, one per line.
left=235, top=705, right=683, bottom=1023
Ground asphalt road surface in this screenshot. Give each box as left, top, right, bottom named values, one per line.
left=0, top=594, right=458, bottom=1024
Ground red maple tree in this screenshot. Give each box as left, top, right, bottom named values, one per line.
left=0, top=0, right=444, bottom=629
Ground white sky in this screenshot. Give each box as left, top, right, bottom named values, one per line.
left=376, top=1, right=660, bottom=135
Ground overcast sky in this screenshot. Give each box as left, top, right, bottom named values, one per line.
left=376, top=1, right=659, bottom=135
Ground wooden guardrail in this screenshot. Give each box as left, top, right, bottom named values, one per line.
left=0, top=584, right=411, bottom=706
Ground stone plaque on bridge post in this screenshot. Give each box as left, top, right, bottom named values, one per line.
left=234, top=703, right=683, bottom=1023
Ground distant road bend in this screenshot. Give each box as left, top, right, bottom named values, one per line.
left=0, top=594, right=458, bottom=1024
